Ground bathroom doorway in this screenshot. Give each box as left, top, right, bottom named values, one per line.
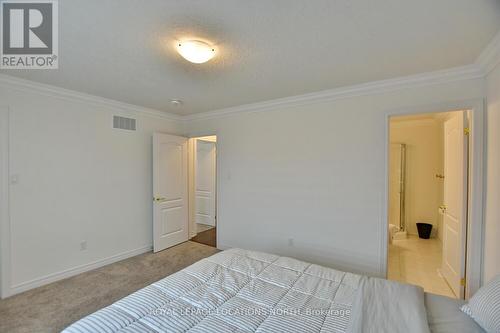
left=188, top=135, right=217, bottom=247
left=387, top=110, right=469, bottom=299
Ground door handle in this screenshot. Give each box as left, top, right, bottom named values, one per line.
left=154, top=197, right=166, bottom=202
left=439, top=204, right=447, bottom=211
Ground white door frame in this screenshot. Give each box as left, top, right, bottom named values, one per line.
left=0, top=107, right=11, bottom=299
left=193, top=139, right=217, bottom=227
left=381, top=99, right=485, bottom=298
left=187, top=132, right=221, bottom=248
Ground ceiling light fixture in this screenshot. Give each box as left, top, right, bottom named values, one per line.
left=176, top=40, right=216, bottom=64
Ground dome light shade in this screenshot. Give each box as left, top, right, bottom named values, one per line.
left=176, top=40, right=216, bottom=64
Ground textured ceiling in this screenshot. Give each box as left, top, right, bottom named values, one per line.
left=2, top=0, right=500, bottom=115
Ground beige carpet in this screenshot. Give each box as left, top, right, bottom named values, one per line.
left=0, top=241, right=219, bottom=333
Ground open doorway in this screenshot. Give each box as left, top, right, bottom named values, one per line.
left=151, top=133, right=217, bottom=253
left=387, top=110, right=469, bottom=299
left=188, top=135, right=217, bottom=247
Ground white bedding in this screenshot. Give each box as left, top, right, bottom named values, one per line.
left=425, top=293, right=485, bottom=333
left=63, top=248, right=429, bottom=333
left=349, top=276, right=429, bottom=333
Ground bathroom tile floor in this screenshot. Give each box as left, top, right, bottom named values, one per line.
left=388, top=235, right=456, bottom=298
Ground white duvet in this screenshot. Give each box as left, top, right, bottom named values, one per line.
left=63, top=248, right=429, bottom=333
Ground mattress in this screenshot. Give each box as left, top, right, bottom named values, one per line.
left=63, top=248, right=364, bottom=332
left=425, top=293, right=485, bottom=333
left=63, top=248, right=429, bottom=333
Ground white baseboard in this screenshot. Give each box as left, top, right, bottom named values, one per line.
left=196, top=221, right=216, bottom=227
left=5, top=245, right=152, bottom=298
left=216, top=243, right=232, bottom=251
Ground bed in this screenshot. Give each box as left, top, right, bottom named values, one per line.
left=62, top=248, right=483, bottom=333
left=425, top=293, right=485, bottom=333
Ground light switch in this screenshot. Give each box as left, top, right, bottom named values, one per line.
left=10, top=174, right=19, bottom=184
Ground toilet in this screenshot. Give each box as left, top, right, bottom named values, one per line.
left=388, top=224, right=399, bottom=244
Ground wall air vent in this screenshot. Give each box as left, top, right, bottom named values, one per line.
left=113, top=116, right=136, bottom=131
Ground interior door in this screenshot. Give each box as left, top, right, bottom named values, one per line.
left=195, top=139, right=216, bottom=226
left=153, top=133, right=188, bottom=252
left=441, top=111, right=468, bottom=298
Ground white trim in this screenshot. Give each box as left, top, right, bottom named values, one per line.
left=215, top=134, right=221, bottom=251
left=187, top=138, right=197, bottom=239
left=0, top=107, right=11, bottom=299
left=476, top=31, right=500, bottom=75
left=5, top=245, right=152, bottom=298
left=187, top=131, right=222, bottom=251
left=381, top=99, right=485, bottom=298
left=466, top=100, right=486, bottom=297
left=0, top=31, right=498, bottom=125
left=0, top=65, right=485, bottom=124
left=184, top=65, right=484, bottom=121
left=0, top=64, right=490, bottom=125
left=216, top=243, right=231, bottom=251
left=0, top=74, right=183, bottom=122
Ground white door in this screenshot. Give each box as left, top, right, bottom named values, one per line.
left=153, top=133, right=188, bottom=252
left=442, top=112, right=468, bottom=298
left=195, top=140, right=216, bottom=226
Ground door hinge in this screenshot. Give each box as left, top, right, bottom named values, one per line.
left=460, top=278, right=466, bottom=286
left=464, top=128, right=470, bottom=135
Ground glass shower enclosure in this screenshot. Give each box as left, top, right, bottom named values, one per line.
left=389, top=143, right=406, bottom=231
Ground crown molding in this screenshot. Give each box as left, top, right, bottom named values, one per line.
left=2, top=29, right=499, bottom=124
left=476, top=30, right=500, bottom=75
left=184, top=64, right=484, bottom=121
left=0, top=74, right=183, bottom=122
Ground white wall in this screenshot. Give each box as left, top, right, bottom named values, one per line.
left=484, top=63, right=500, bottom=282
left=0, top=71, right=493, bottom=296
left=0, top=85, right=182, bottom=296
left=186, top=79, right=484, bottom=276
left=390, top=118, right=444, bottom=238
